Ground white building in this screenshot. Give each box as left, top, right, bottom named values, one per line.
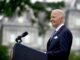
left=0, top=0, right=80, bottom=53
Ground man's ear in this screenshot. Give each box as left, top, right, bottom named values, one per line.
left=61, top=16, right=64, bottom=23
left=59, top=16, right=63, bottom=23
left=60, top=16, right=63, bottom=20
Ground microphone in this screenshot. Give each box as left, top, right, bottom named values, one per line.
left=20, top=32, right=28, bottom=38
left=15, top=32, right=28, bottom=43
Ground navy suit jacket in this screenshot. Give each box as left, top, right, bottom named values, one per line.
left=46, top=25, right=73, bottom=60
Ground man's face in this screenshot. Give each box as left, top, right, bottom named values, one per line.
left=50, top=11, right=62, bottom=28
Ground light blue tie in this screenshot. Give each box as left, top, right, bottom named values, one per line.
left=50, top=30, right=56, bottom=39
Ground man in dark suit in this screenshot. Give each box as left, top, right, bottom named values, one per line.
left=46, top=9, right=73, bottom=60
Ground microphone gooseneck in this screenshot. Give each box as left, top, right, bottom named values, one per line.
left=15, top=32, right=28, bottom=43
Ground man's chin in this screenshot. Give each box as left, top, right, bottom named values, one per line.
left=52, top=24, right=56, bottom=27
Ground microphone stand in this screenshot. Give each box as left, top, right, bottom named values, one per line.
left=15, top=36, right=22, bottom=43
left=15, top=31, right=28, bottom=43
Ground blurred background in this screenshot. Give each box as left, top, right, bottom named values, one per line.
left=0, top=0, right=80, bottom=60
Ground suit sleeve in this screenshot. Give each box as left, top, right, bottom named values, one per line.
left=46, top=31, right=72, bottom=56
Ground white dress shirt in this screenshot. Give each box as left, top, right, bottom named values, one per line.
left=55, top=23, right=64, bottom=32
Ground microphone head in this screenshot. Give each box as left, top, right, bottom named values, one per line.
left=15, top=32, right=28, bottom=43
left=22, top=32, right=28, bottom=37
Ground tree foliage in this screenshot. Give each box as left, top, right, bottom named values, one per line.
left=0, top=0, right=65, bottom=36
left=0, top=45, right=10, bottom=60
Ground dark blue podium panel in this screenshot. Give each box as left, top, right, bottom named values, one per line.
left=12, top=43, right=47, bottom=60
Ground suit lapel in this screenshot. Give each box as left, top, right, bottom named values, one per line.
left=48, top=34, right=58, bottom=50
left=48, top=25, right=65, bottom=50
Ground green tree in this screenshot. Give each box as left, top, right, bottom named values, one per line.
left=0, top=0, right=65, bottom=36
left=0, top=45, right=10, bottom=60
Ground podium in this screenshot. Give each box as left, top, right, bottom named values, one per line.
left=12, top=43, right=47, bottom=60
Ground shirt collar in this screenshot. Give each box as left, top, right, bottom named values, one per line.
left=55, top=23, right=64, bottom=32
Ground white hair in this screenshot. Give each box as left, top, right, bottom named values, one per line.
left=52, top=9, right=65, bottom=23
left=52, top=9, right=65, bottom=17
